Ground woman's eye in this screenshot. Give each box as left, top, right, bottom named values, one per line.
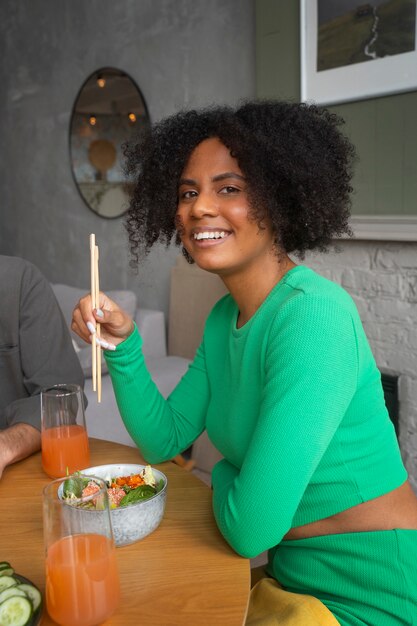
left=219, top=186, right=239, bottom=194
left=181, top=190, right=197, bottom=200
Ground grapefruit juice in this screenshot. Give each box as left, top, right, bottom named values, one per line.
left=45, top=533, right=120, bottom=626
left=42, top=424, right=90, bottom=478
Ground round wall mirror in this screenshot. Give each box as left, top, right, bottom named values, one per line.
left=70, top=67, right=150, bottom=218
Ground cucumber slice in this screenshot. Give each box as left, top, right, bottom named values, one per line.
left=0, top=576, right=17, bottom=592
left=15, top=585, right=41, bottom=612
left=0, top=563, right=13, bottom=577
left=0, top=595, right=32, bottom=626
left=0, top=588, right=26, bottom=603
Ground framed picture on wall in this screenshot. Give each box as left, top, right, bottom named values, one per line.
left=300, top=0, right=417, bottom=106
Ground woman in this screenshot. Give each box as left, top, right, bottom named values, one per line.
left=72, top=101, right=417, bottom=625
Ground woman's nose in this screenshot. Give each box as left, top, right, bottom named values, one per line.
left=189, top=191, right=219, bottom=218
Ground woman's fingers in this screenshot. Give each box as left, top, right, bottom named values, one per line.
left=71, top=291, right=134, bottom=346
left=94, top=336, right=117, bottom=351
left=71, top=302, right=91, bottom=342
left=92, top=306, right=134, bottom=337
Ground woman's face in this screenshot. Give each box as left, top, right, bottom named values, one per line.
left=176, top=137, right=276, bottom=277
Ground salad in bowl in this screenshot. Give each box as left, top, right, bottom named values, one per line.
left=60, top=463, right=168, bottom=546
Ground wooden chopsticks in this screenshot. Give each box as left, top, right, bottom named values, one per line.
left=90, top=233, right=101, bottom=402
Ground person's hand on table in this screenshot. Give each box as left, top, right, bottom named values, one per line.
left=0, top=424, right=41, bottom=479
left=71, top=292, right=135, bottom=351
left=0, top=440, right=8, bottom=479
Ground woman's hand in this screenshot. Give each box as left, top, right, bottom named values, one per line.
left=71, top=292, right=135, bottom=350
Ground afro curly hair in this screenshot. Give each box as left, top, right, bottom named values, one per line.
left=124, top=100, right=355, bottom=265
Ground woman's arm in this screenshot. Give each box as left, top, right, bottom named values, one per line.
left=104, top=327, right=211, bottom=462
left=72, top=292, right=212, bottom=462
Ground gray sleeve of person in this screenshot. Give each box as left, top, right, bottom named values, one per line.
left=0, top=256, right=86, bottom=431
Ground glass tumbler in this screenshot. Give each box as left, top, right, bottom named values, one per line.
left=41, top=383, right=90, bottom=478
left=43, top=475, right=121, bottom=626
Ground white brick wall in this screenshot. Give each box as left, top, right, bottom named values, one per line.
left=301, top=240, right=417, bottom=491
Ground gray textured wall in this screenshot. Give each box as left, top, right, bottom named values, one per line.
left=0, top=0, right=255, bottom=315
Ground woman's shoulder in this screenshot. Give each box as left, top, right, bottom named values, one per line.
left=207, top=292, right=236, bottom=320
left=266, top=267, right=362, bottom=354
left=281, top=265, right=357, bottom=313
left=261, top=265, right=363, bottom=340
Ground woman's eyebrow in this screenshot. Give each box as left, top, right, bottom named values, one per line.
left=212, top=172, right=246, bottom=183
left=178, top=172, right=246, bottom=187
left=179, top=177, right=196, bottom=186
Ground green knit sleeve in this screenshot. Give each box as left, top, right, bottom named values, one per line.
left=104, top=325, right=211, bottom=462
left=211, top=295, right=359, bottom=558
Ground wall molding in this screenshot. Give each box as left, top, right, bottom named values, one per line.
left=344, top=215, right=417, bottom=242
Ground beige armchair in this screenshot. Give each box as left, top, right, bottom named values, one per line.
left=168, top=256, right=227, bottom=485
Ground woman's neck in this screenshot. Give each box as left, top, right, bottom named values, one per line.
left=221, top=254, right=296, bottom=328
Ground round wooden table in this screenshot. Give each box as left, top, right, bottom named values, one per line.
left=0, top=439, right=250, bottom=625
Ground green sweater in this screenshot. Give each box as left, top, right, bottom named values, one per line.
left=105, top=265, right=406, bottom=558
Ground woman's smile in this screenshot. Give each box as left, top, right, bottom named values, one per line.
left=192, top=227, right=231, bottom=245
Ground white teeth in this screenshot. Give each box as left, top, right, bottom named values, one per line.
left=194, top=231, right=227, bottom=240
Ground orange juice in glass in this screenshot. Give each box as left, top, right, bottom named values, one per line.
left=43, top=476, right=120, bottom=626
left=41, top=384, right=90, bottom=478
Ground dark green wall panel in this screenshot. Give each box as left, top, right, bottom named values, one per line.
left=255, top=0, right=300, bottom=100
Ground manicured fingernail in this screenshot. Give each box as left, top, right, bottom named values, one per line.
left=87, top=322, right=96, bottom=334
left=96, top=308, right=104, bottom=318
left=96, top=337, right=116, bottom=351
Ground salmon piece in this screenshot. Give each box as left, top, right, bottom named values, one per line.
left=107, top=487, right=126, bottom=508
left=82, top=482, right=100, bottom=498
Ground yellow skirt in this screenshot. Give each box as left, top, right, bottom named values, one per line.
left=246, top=571, right=340, bottom=626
